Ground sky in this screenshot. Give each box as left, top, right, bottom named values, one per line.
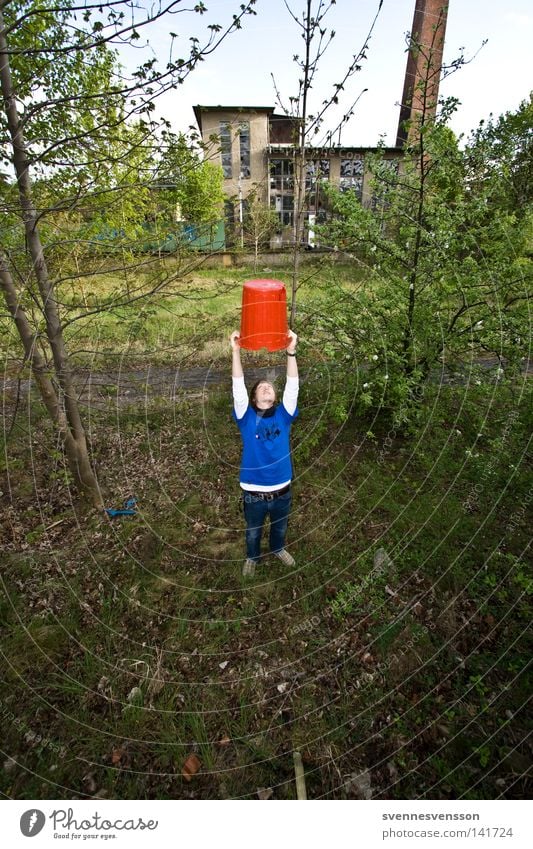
left=130, top=0, right=532, bottom=147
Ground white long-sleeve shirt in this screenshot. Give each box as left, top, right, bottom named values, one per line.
left=232, top=375, right=299, bottom=491
left=232, top=375, right=298, bottom=419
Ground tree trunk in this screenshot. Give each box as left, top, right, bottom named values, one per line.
left=401, top=30, right=433, bottom=380
left=290, top=151, right=304, bottom=327
left=0, top=10, right=102, bottom=507
left=290, top=0, right=312, bottom=327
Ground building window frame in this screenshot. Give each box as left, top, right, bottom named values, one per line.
left=220, top=121, right=232, bottom=179
left=340, top=155, right=364, bottom=200
left=305, top=158, right=330, bottom=191
left=239, top=121, right=251, bottom=179
left=269, top=157, right=295, bottom=228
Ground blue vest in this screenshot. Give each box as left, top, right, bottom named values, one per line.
left=232, top=402, right=299, bottom=486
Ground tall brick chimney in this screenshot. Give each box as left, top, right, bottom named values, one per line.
left=396, top=0, right=449, bottom=147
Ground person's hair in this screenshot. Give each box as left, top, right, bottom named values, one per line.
left=249, top=379, right=276, bottom=409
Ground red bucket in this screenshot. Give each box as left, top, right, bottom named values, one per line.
left=239, top=279, right=290, bottom=351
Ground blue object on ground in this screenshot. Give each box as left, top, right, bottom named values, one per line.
left=105, top=498, right=137, bottom=517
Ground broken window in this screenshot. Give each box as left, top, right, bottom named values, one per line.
left=340, top=156, right=364, bottom=199
left=269, top=158, right=294, bottom=191
left=371, top=158, right=400, bottom=213
left=220, top=122, right=232, bottom=179
left=270, top=193, right=293, bottom=227
left=269, top=158, right=295, bottom=227
left=305, top=159, right=330, bottom=190
left=239, top=122, right=251, bottom=179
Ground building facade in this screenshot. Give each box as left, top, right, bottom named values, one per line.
left=193, top=105, right=401, bottom=245
left=192, top=1, right=449, bottom=246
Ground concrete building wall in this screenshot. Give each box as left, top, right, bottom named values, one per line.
left=195, top=106, right=404, bottom=244
left=249, top=113, right=269, bottom=203
left=198, top=108, right=270, bottom=205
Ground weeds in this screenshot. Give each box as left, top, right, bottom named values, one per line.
left=1, top=325, right=531, bottom=800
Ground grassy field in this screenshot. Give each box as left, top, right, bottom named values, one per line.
left=1, top=358, right=531, bottom=799
left=1, top=257, right=362, bottom=371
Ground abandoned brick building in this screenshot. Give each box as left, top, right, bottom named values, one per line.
left=193, top=0, right=448, bottom=246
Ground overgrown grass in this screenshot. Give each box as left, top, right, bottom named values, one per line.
left=1, top=375, right=531, bottom=799
left=0, top=257, right=362, bottom=371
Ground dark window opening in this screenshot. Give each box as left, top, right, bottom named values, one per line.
left=270, top=158, right=295, bottom=228
left=224, top=200, right=236, bottom=246
left=271, top=193, right=294, bottom=227
left=305, top=159, right=330, bottom=191
left=220, top=122, right=232, bottom=179
left=269, top=158, right=294, bottom=191
left=370, top=159, right=400, bottom=213
left=340, top=155, right=364, bottom=199
left=239, top=122, right=251, bottom=179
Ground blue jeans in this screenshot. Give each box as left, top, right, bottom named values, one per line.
left=242, top=488, right=292, bottom=562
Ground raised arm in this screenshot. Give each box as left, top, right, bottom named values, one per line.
left=286, top=329, right=298, bottom=378
left=230, top=330, right=243, bottom=378
left=230, top=330, right=248, bottom=419
left=283, top=329, right=299, bottom=414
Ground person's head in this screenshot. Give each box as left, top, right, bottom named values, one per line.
left=250, top=379, right=277, bottom=411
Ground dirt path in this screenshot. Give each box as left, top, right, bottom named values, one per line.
left=2, top=356, right=530, bottom=410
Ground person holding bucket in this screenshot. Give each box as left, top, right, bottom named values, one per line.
left=230, top=323, right=299, bottom=577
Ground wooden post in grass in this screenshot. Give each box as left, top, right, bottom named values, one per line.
left=293, top=750, right=307, bottom=800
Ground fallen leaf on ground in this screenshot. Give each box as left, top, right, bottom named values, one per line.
left=111, top=748, right=124, bottom=765
left=182, top=754, right=201, bottom=781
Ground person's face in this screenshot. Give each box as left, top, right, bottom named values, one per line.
left=254, top=381, right=276, bottom=409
